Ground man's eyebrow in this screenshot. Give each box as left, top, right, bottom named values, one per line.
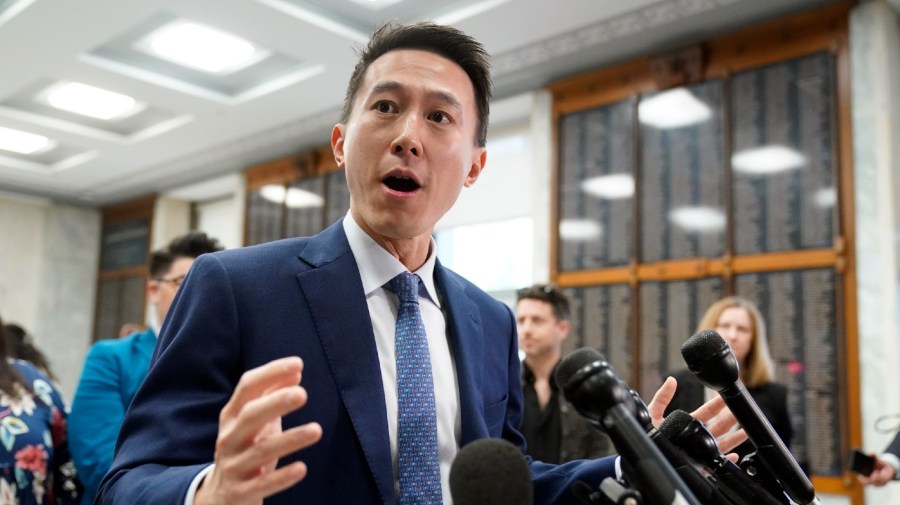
left=369, top=81, right=464, bottom=112
left=431, top=90, right=463, bottom=113
left=371, top=80, right=402, bottom=95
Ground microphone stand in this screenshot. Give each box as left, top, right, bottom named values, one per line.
left=738, top=452, right=790, bottom=505
left=574, top=477, right=645, bottom=505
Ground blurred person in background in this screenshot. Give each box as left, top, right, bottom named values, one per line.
left=663, top=295, right=792, bottom=459
left=0, top=315, right=81, bottom=504
left=116, top=323, right=144, bottom=339
left=4, top=323, right=56, bottom=382
left=68, top=231, right=222, bottom=505
left=516, top=284, right=614, bottom=463
left=859, top=424, right=900, bottom=486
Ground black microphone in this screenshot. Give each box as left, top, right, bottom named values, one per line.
left=659, top=410, right=786, bottom=505
left=629, top=391, right=733, bottom=505
left=556, top=348, right=700, bottom=505
left=681, top=330, right=818, bottom=505
left=449, top=438, right=533, bottom=505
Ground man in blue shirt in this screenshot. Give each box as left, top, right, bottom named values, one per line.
left=68, top=231, right=222, bottom=504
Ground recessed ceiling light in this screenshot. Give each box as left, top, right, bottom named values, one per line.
left=0, top=126, right=56, bottom=155
left=140, top=21, right=267, bottom=74
left=260, top=185, right=324, bottom=208
left=581, top=173, right=634, bottom=199
left=346, top=0, right=404, bottom=8
left=732, top=145, right=806, bottom=175
left=43, top=82, right=143, bottom=120
left=668, top=206, right=725, bottom=233
left=639, top=88, right=712, bottom=129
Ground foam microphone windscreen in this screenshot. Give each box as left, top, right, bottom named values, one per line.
left=658, top=409, right=723, bottom=466
left=680, top=329, right=728, bottom=366
left=449, top=438, right=533, bottom=505
left=680, top=329, right=739, bottom=390
left=554, top=347, right=605, bottom=390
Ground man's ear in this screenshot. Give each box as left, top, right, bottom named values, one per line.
left=331, top=124, right=346, bottom=168
left=463, top=147, right=487, bottom=187
left=146, top=281, right=160, bottom=305
left=557, top=319, right=571, bottom=341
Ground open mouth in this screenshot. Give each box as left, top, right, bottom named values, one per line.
left=383, top=175, right=421, bottom=193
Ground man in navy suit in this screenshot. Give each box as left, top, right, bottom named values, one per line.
left=97, top=22, right=737, bottom=505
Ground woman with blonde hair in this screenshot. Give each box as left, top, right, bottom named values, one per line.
left=663, top=296, right=792, bottom=458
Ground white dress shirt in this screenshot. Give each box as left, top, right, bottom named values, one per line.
left=343, top=213, right=461, bottom=504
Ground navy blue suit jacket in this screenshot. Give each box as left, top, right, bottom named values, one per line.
left=886, top=432, right=900, bottom=459
left=96, top=220, right=614, bottom=504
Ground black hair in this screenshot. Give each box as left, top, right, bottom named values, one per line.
left=148, top=231, right=223, bottom=280
left=340, top=21, right=492, bottom=147
left=3, top=323, right=55, bottom=381
left=0, top=316, right=30, bottom=398
left=516, top=284, right=570, bottom=321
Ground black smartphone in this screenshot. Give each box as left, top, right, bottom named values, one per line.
left=848, top=448, right=876, bottom=476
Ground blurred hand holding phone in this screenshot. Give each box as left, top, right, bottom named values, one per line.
left=848, top=448, right=876, bottom=476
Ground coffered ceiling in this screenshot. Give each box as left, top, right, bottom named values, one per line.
left=0, top=0, right=837, bottom=206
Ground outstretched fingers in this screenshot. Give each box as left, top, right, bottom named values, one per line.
left=646, top=377, right=677, bottom=427
left=196, top=357, right=322, bottom=505
left=690, top=396, right=748, bottom=454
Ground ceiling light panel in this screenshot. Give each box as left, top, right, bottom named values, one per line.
left=0, top=126, right=93, bottom=172
left=138, top=21, right=268, bottom=75
left=1, top=78, right=191, bottom=142
left=259, top=0, right=508, bottom=38
left=84, top=11, right=320, bottom=103
left=0, top=126, right=54, bottom=155
left=43, top=82, right=143, bottom=121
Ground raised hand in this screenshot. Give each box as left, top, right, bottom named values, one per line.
left=646, top=376, right=748, bottom=456
left=195, top=357, right=323, bottom=505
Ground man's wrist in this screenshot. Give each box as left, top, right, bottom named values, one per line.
left=186, top=464, right=214, bottom=505
left=881, top=453, right=900, bottom=480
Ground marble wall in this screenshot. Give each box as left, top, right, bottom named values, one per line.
left=0, top=193, right=100, bottom=399
left=850, top=1, right=900, bottom=504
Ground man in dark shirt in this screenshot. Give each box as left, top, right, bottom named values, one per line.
left=516, top=284, right=614, bottom=463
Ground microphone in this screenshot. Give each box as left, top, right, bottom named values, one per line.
left=449, top=438, right=532, bottom=505
left=629, top=391, right=733, bottom=505
left=556, top=348, right=700, bottom=505
left=659, top=410, right=786, bottom=505
left=681, top=330, right=818, bottom=505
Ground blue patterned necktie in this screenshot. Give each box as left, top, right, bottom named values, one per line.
left=389, top=272, right=443, bottom=504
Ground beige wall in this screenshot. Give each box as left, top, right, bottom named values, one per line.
left=0, top=193, right=100, bottom=399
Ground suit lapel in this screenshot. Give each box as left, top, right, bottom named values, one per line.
left=296, top=223, right=395, bottom=505
left=435, top=264, right=487, bottom=445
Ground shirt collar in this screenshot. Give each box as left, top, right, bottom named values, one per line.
left=342, top=212, right=441, bottom=307
left=521, top=359, right=561, bottom=390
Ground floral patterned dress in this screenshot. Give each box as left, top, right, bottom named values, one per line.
left=0, top=360, right=79, bottom=505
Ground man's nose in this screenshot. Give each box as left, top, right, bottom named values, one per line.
left=391, top=115, right=422, bottom=156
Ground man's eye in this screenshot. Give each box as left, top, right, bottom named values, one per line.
left=374, top=101, right=395, bottom=113
left=428, top=111, right=450, bottom=123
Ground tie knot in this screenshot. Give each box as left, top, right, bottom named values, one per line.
left=389, top=272, right=420, bottom=304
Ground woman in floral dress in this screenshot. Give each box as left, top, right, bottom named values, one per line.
left=0, top=317, right=80, bottom=505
